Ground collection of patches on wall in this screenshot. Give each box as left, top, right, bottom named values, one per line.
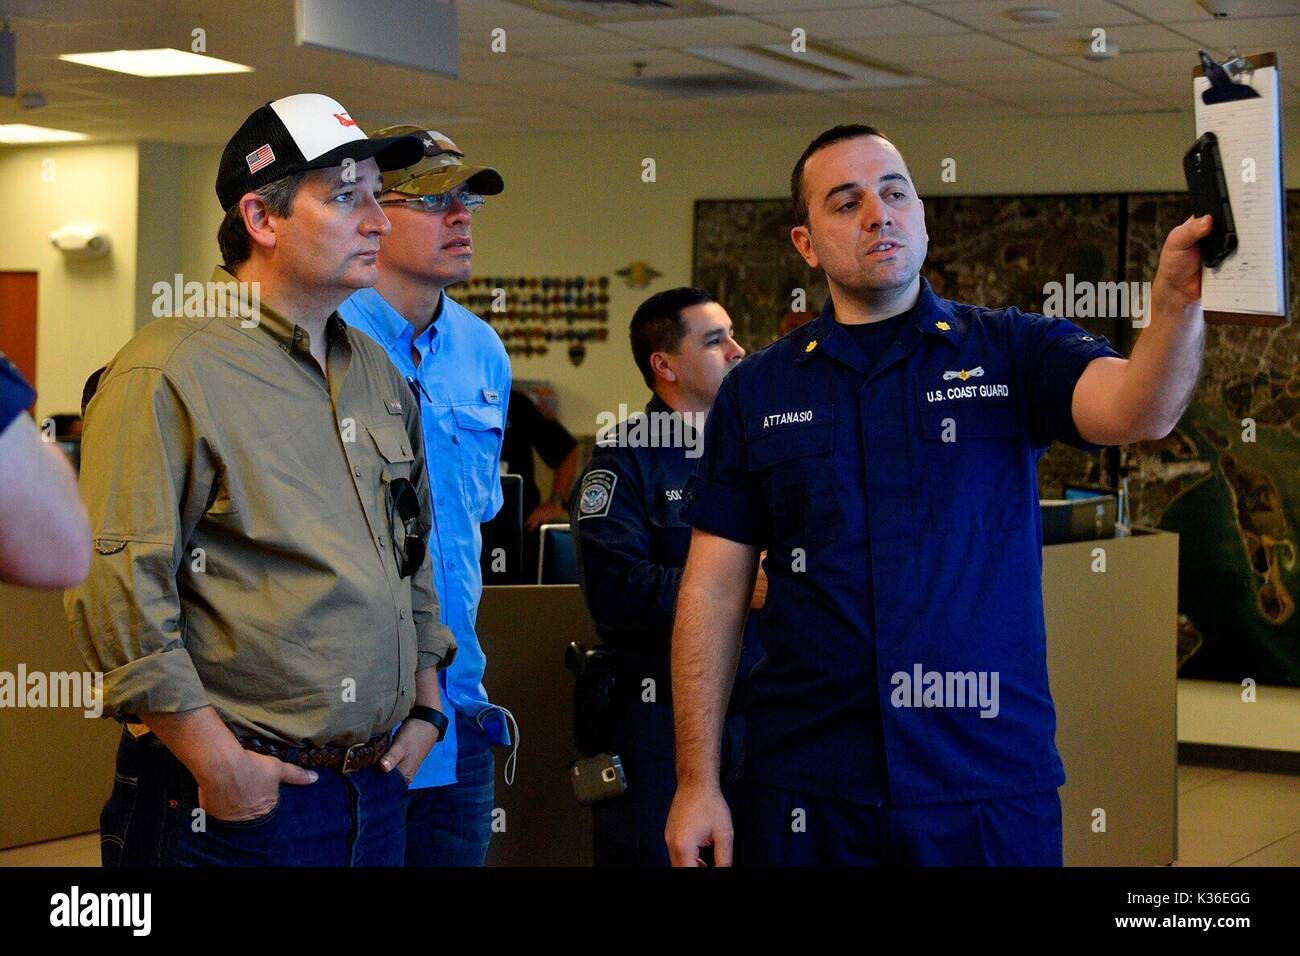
left=458, top=275, right=611, bottom=364
left=692, top=192, right=1300, bottom=691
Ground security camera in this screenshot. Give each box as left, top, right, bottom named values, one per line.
left=1199, top=0, right=1241, bottom=18
left=49, top=225, right=110, bottom=259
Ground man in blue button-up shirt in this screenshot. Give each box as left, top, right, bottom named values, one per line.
left=666, top=125, right=1213, bottom=867
left=340, top=127, right=512, bottom=866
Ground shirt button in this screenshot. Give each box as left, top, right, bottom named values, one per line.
left=399, top=609, right=407, bottom=620
left=353, top=466, right=362, bottom=478
left=452, top=435, right=460, bottom=445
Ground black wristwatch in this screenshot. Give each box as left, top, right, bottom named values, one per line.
left=406, top=705, right=449, bottom=742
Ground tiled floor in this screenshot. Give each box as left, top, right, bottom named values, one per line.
left=2, top=764, right=1297, bottom=866
left=1175, top=765, right=1300, bottom=866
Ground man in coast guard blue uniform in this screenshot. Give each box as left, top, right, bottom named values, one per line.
left=570, top=288, right=763, bottom=866
left=665, top=125, right=1213, bottom=866
left=340, top=127, right=513, bottom=866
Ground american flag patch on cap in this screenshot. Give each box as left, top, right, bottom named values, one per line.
left=246, top=143, right=275, bottom=174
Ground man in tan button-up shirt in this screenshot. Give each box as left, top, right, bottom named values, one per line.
left=66, top=93, right=453, bottom=867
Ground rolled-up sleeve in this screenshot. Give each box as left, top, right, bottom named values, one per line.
left=64, top=367, right=211, bottom=719
left=683, top=369, right=767, bottom=547
left=402, top=395, right=457, bottom=673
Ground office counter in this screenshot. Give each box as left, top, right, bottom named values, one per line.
left=1, top=529, right=1177, bottom=865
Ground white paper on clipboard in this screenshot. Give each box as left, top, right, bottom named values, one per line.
left=1192, top=62, right=1286, bottom=317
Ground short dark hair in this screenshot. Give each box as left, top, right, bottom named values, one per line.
left=629, top=287, right=716, bottom=389
left=790, top=123, right=889, bottom=225
left=217, top=172, right=309, bottom=270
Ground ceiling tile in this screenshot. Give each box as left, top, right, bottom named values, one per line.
left=710, top=0, right=893, bottom=11
left=987, top=76, right=1157, bottom=104
left=1109, top=0, right=1300, bottom=20
left=1004, top=23, right=1198, bottom=57
left=1162, top=15, right=1300, bottom=50
left=756, top=4, right=969, bottom=39
left=837, top=32, right=1031, bottom=63
left=544, top=48, right=720, bottom=81
left=1066, top=49, right=1202, bottom=80
left=596, top=15, right=791, bottom=48
left=930, top=0, right=1146, bottom=34
left=472, top=23, right=644, bottom=57
left=912, top=56, right=1089, bottom=84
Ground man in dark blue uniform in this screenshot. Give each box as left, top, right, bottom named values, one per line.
left=571, top=288, right=763, bottom=866
left=665, top=125, right=1213, bottom=866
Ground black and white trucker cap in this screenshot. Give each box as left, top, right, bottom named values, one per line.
left=215, top=93, right=423, bottom=211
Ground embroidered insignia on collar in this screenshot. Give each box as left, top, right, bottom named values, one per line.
left=805, top=339, right=818, bottom=353
left=935, top=321, right=951, bottom=332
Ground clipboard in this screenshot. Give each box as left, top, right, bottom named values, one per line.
left=1191, top=51, right=1289, bottom=327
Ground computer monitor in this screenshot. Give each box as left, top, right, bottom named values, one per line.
left=537, top=522, right=577, bottom=585
left=1064, top=483, right=1114, bottom=501
left=480, top=474, right=524, bottom=584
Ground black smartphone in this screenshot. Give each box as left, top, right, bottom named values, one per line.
left=1183, top=131, right=1238, bottom=268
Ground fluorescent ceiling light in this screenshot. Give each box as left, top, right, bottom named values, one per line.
left=1007, top=7, right=1063, bottom=24
left=0, top=124, right=89, bottom=144
left=687, top=43, right=926, bottom=92
left=59, top=48, right=253, bottom=77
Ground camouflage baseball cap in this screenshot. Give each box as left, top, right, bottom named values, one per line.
left=374, top=125, right=504, bottom=197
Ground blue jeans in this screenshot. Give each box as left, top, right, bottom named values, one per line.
left=101, top=727, right=408, bottom=867
left=404, top=713, right=496, bottom=866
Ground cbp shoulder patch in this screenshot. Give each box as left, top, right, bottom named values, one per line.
left=577, top=469, right=617, bottom=520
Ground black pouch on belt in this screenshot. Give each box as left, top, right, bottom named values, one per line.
left=565, top=642, right=620, bottom=757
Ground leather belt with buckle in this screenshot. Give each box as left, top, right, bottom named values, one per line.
left=237, top=731, right=392, bottom=774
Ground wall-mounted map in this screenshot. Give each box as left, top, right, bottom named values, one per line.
left=1124, top=191, right=1299, bottom=688
left=693, top=192, right=1298, bottom=688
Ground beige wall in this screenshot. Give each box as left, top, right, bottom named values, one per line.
left=0, top=142, right=140, bottom=419
left=135, top=143, right=186, bottom=334
left=163, top=109, right=1300, bottom=436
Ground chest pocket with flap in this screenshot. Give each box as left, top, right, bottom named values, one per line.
left=744, top=406, right=839, bottom=550
left=367, top=422, right=415, bottom=481
left=918, top=402, right=1029, bottom=532
left=452, top=401, right=504, bottom=516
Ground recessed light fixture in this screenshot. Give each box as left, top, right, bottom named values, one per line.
left=0, top=123, right=88, bottom=144
left=59, top=48, right=253, bottom=77
left=1007, top=7, right=1064, bottom=24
